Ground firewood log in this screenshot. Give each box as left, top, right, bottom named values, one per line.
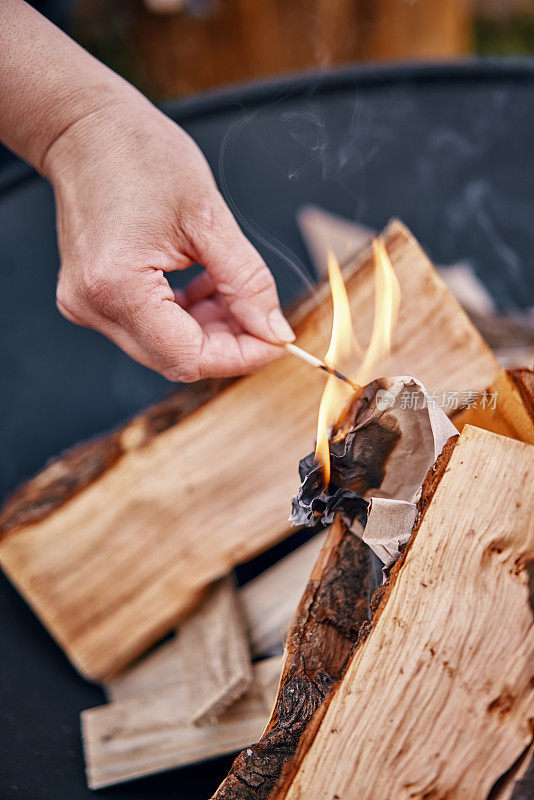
left=214, top=423, right=534, bottom=800
left=280, top=426, right=534, bottom=800
left=212, top=435, right=457, bottom=800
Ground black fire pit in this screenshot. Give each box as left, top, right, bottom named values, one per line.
left=1, top=59, right=534, bottom=800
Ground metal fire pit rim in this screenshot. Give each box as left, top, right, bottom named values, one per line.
left=3, top=57, right=534, bottom=197
left=161, top=56, right=534, bottom=124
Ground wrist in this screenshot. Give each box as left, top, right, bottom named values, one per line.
left=41, top=82, right=149, bottom=184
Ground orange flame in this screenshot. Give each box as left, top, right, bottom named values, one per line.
left=314, top=238, right=401, bottom=485
left=354, top=237, right=400, bottom=385
left=314, top=251, right=355, bottom=485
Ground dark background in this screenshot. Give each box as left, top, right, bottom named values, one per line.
left=1, top=54, right=534, bottom=800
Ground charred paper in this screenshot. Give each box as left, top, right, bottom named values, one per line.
left=291, top=377, right=458, bottom=571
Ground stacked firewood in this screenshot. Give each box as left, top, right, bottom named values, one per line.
left=0, top=222, right=532, bottom=797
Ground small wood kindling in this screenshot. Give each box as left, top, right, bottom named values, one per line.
left=83, top=656, right=281, bottom=790
left=106, top=576, right=252, bottom=726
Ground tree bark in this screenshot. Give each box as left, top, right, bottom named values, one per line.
left=212, top=517, right=375, bottom=800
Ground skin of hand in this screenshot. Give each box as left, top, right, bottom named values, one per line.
left=1, top=1, right=295, bottom=382
left=45, top=98, right=295, bottom=381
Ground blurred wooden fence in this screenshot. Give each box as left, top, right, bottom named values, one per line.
left=76, top=0, right=475, bottom=98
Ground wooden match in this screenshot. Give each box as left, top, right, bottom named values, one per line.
left=284, top=343, right=359, bottom=390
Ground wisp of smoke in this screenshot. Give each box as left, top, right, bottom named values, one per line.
left=218, top=103, right=318, bottom=298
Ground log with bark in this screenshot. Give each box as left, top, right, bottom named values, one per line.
left=280, top=426, right=534, bottom=800
left=213, top=372, right=534, bottom=800
left=0, top=220, right=499, bottom=680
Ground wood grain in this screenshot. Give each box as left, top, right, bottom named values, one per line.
left=454, top=365, right=534, bottom=799
left=212, top=436, right=459, bottom=800
left=82, top=656, right=281, bottom=790
left=106, top=576, right=252, bottom=726
left=105, top=534, right=326, bottom=710
left=281, top=426, right=534, bottom=800
left=182, top=576, right=252, bottom=726
left=453, top=367, right=534, bottom=444
left=0, top=221, right=499, bottom=680
left=106, top=632, right=183, bottom=703
left=0, top=378, right=231, bottom=536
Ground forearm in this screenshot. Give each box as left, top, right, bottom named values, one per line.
left=0, top=1, right=291, bottom=379
left=0, top=0, right=145, bottom=175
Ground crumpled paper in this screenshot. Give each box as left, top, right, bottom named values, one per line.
left=290, top=377, right=458, bottom=573
left=363, top=497, right=418, bottom=572
left=289, top=449, right=368, bottom=529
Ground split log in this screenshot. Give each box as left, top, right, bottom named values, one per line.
left=455, top=365, right=534, bottom=799
left=453, top=367, right=534, bottom=444
left=82, top=656, right=281, bottom=790
left=0, top=220, right=499, bottom=680
left=0, top=378, right=231, bottom=534
left=268, top=426, right=534, bottom=800
left=106, top=576, right=252, bottom=726
left=212, top=436, right=457, bottom=800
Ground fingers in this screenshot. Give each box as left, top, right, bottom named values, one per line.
left=57, top=265, right=283, bottom=381
left=187, top=199, right=295, bottom=346
left=173, top=272, right=214, bottom=309
left=173, top=277, right=242, bottom=333
left=186, top=300, right=242, bottom=335
left=113, top=298, right=282, bottom=381
left=195, top=329, right=283, bottom=378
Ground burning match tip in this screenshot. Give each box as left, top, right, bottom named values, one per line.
left=284, top=343, right=359, bottom=391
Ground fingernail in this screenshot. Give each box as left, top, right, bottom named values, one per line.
left=268, top=309, right=295, bottom=343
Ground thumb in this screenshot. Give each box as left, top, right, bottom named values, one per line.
left=190, top=199, right=295, bottom=345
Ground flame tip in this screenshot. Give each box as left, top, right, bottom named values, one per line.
left=314, top=238, right=401, bottom=488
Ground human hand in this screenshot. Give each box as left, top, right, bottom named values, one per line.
left=44, top=94, right=294, bottom=382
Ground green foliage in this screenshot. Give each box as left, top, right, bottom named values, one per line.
left=475, top=16, right=534, bottom=56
